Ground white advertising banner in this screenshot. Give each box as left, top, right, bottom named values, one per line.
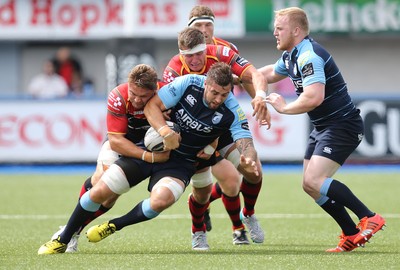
left=0, top=0, right=244, bottom=39
left=0, top=99, right=307, bottom=163
left=238, top=98, right=308, bottom=161
left=0, top=100, right=107, bottom=162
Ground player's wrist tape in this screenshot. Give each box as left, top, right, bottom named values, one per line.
left=142, top=151, right=147, bottom=162
left=204, top=145, right=215, bottom=155
left=157, top=125, right=169, bottom=134
left=142, top=150, right=155, bottom=163
left=163, top=131, right=175, bottom=139
left=255, top=90, right=267, bottom=98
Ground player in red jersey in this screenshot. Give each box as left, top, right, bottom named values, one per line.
left=187, top=5, right=239, bottom=54
left=47, top=64, right=168, bottom=253
left=164, top=26, right=270, bottom=245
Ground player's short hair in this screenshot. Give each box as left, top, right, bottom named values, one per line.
left=188, top=5, right=215, bottom=27
left=206, top=62, right=233, bottom=88
left=178, top=27, right=206, bottom=50
left=275, top=7, right=309, bottom=34
left=188, top=5, right=215, bottom=20
left=128, top=64, right=158, bottom=91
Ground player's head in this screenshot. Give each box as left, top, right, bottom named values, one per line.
left=188, top=5, right=215, bottom=45
left=204, top=62, right=233, bottom=110
left=127, top=64, right=158, bottom=109
left=273, top=7, right=309, bottom=52
left=178, top=27, right=207, bottom=72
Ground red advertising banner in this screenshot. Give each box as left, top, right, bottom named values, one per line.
left=0, top=0, right=244, bottom=39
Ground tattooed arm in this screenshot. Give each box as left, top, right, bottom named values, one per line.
left=235, top=138, right=262, bottom=181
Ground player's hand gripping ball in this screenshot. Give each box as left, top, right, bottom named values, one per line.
left=144, top=121, right=180, bottom=152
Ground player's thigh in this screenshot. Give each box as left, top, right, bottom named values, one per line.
left=211, top=158, right=241, bottom=192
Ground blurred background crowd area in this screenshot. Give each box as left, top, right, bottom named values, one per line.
left=0, top=0, right=399, bottom=164
left=0, top=0, right=398, bottom=99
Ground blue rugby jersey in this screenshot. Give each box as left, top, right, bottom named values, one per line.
left=274, top=36, right=359, bottom=129
left=157, top=74, right=252, bottom=162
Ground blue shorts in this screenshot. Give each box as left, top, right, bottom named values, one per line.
left=304, top=116, right=364, bottom=165
left=115, top=155, right=196, bottom=192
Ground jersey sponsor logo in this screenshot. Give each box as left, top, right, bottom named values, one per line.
left=298, top=51, right=311, bottom=67
left=163, top=72, right=175, bottom=83
left=108, top=94, right=123, bottom=111
left=132, top=110, right=144, bottom=116
left=176, top=109, right=213, bottom=133
left=241, top=122, right=249, bottom=130
left=323, top=146, right=332, bottom=154
left=235, top=56, right=248, bottom=67
left=212, top=112, right=223, bottom=124
left=113, top=96, right=122, bottom=107
left=297, top=50, right=311, bottom=67
left=167, top=84, right=177, bottom=97
left=237, top=107, right=246, bottom=121
left=222, top=46, right=230, bottom=56
left=292, top=78, right=303, bottom=90
left=302, top=63, right=314, bottom=78
left=185, top=94, right=197, bottom=107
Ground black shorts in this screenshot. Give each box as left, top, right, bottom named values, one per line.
left=195, top=151, right=223, bottom=171
left=115, top=155, right=196, bottom=192
left=304, top=117, right=364, bottom=165
left=216, top=130, right=233, bottom=150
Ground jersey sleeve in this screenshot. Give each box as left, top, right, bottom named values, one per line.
left=217, top=46, right=252, bottom=78
left=298, top=51, right=326, bottom=87
left=106, top=87, right=128, bottom=134
left=224, top=94, right=253, bottom=141
left=274, top=55, right=288, bottom=76
left=163, top=55, right=182, bottom=83
left=158, top=75, right=201, bottom=109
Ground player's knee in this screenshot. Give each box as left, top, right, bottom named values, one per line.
left=97, top=141, right=119, bottom=168
left=191, top=168, right=213, bottom=188
left=216, top=174, right=240, bottom=197
left=152, top=177, right=185, bottom=209
left=302, top=175, right=321, bottom=195
left=101, top=164, right=130, bottom=195
left=102, top=193, right=119, bottom=208
left=192, top=184, right=212, bottom=204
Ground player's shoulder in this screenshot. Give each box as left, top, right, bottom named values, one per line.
left=109, top=83, right=128, bottom=98
left=157, top=80, right=168, bottom=89
left=213, top=37, right=239, bottom=54
left=107, top=83, right=128, bottom=112
left=167, top=54, right=181, bottom=65
left=165, top=54, right=184, bottom=72
left=175, top=73, right=205, bottom=87
left=297, top=37, right=329, bottom=65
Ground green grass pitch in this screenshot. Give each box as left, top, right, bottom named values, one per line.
left=0, top=169, right=399, bottom=269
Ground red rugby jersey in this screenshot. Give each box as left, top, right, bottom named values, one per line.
left=163, top=44, right=252, bottom=83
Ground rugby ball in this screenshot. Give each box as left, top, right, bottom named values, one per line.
left=144, top=121, right=180, bottom=152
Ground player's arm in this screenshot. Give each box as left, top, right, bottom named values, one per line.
left=234, top=137, right=260, bottom=177
left=144, top=95, right=180, bottom=150
left=107, top=133, right=169, bottom=163
left=265, top=82, right=324, bottom=114
left=240, top=66, right=271, bottom=128
left=197, top=137, right=219, bottom=160
left=258, top=64, right=287, bottom=84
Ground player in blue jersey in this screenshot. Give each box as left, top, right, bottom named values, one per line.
left=38, top=62, right=261, bottom=254
left=259, top=7, right=385, bottom=252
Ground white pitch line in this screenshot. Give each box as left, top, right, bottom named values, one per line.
left=0, top=213, right=398, bottom=220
